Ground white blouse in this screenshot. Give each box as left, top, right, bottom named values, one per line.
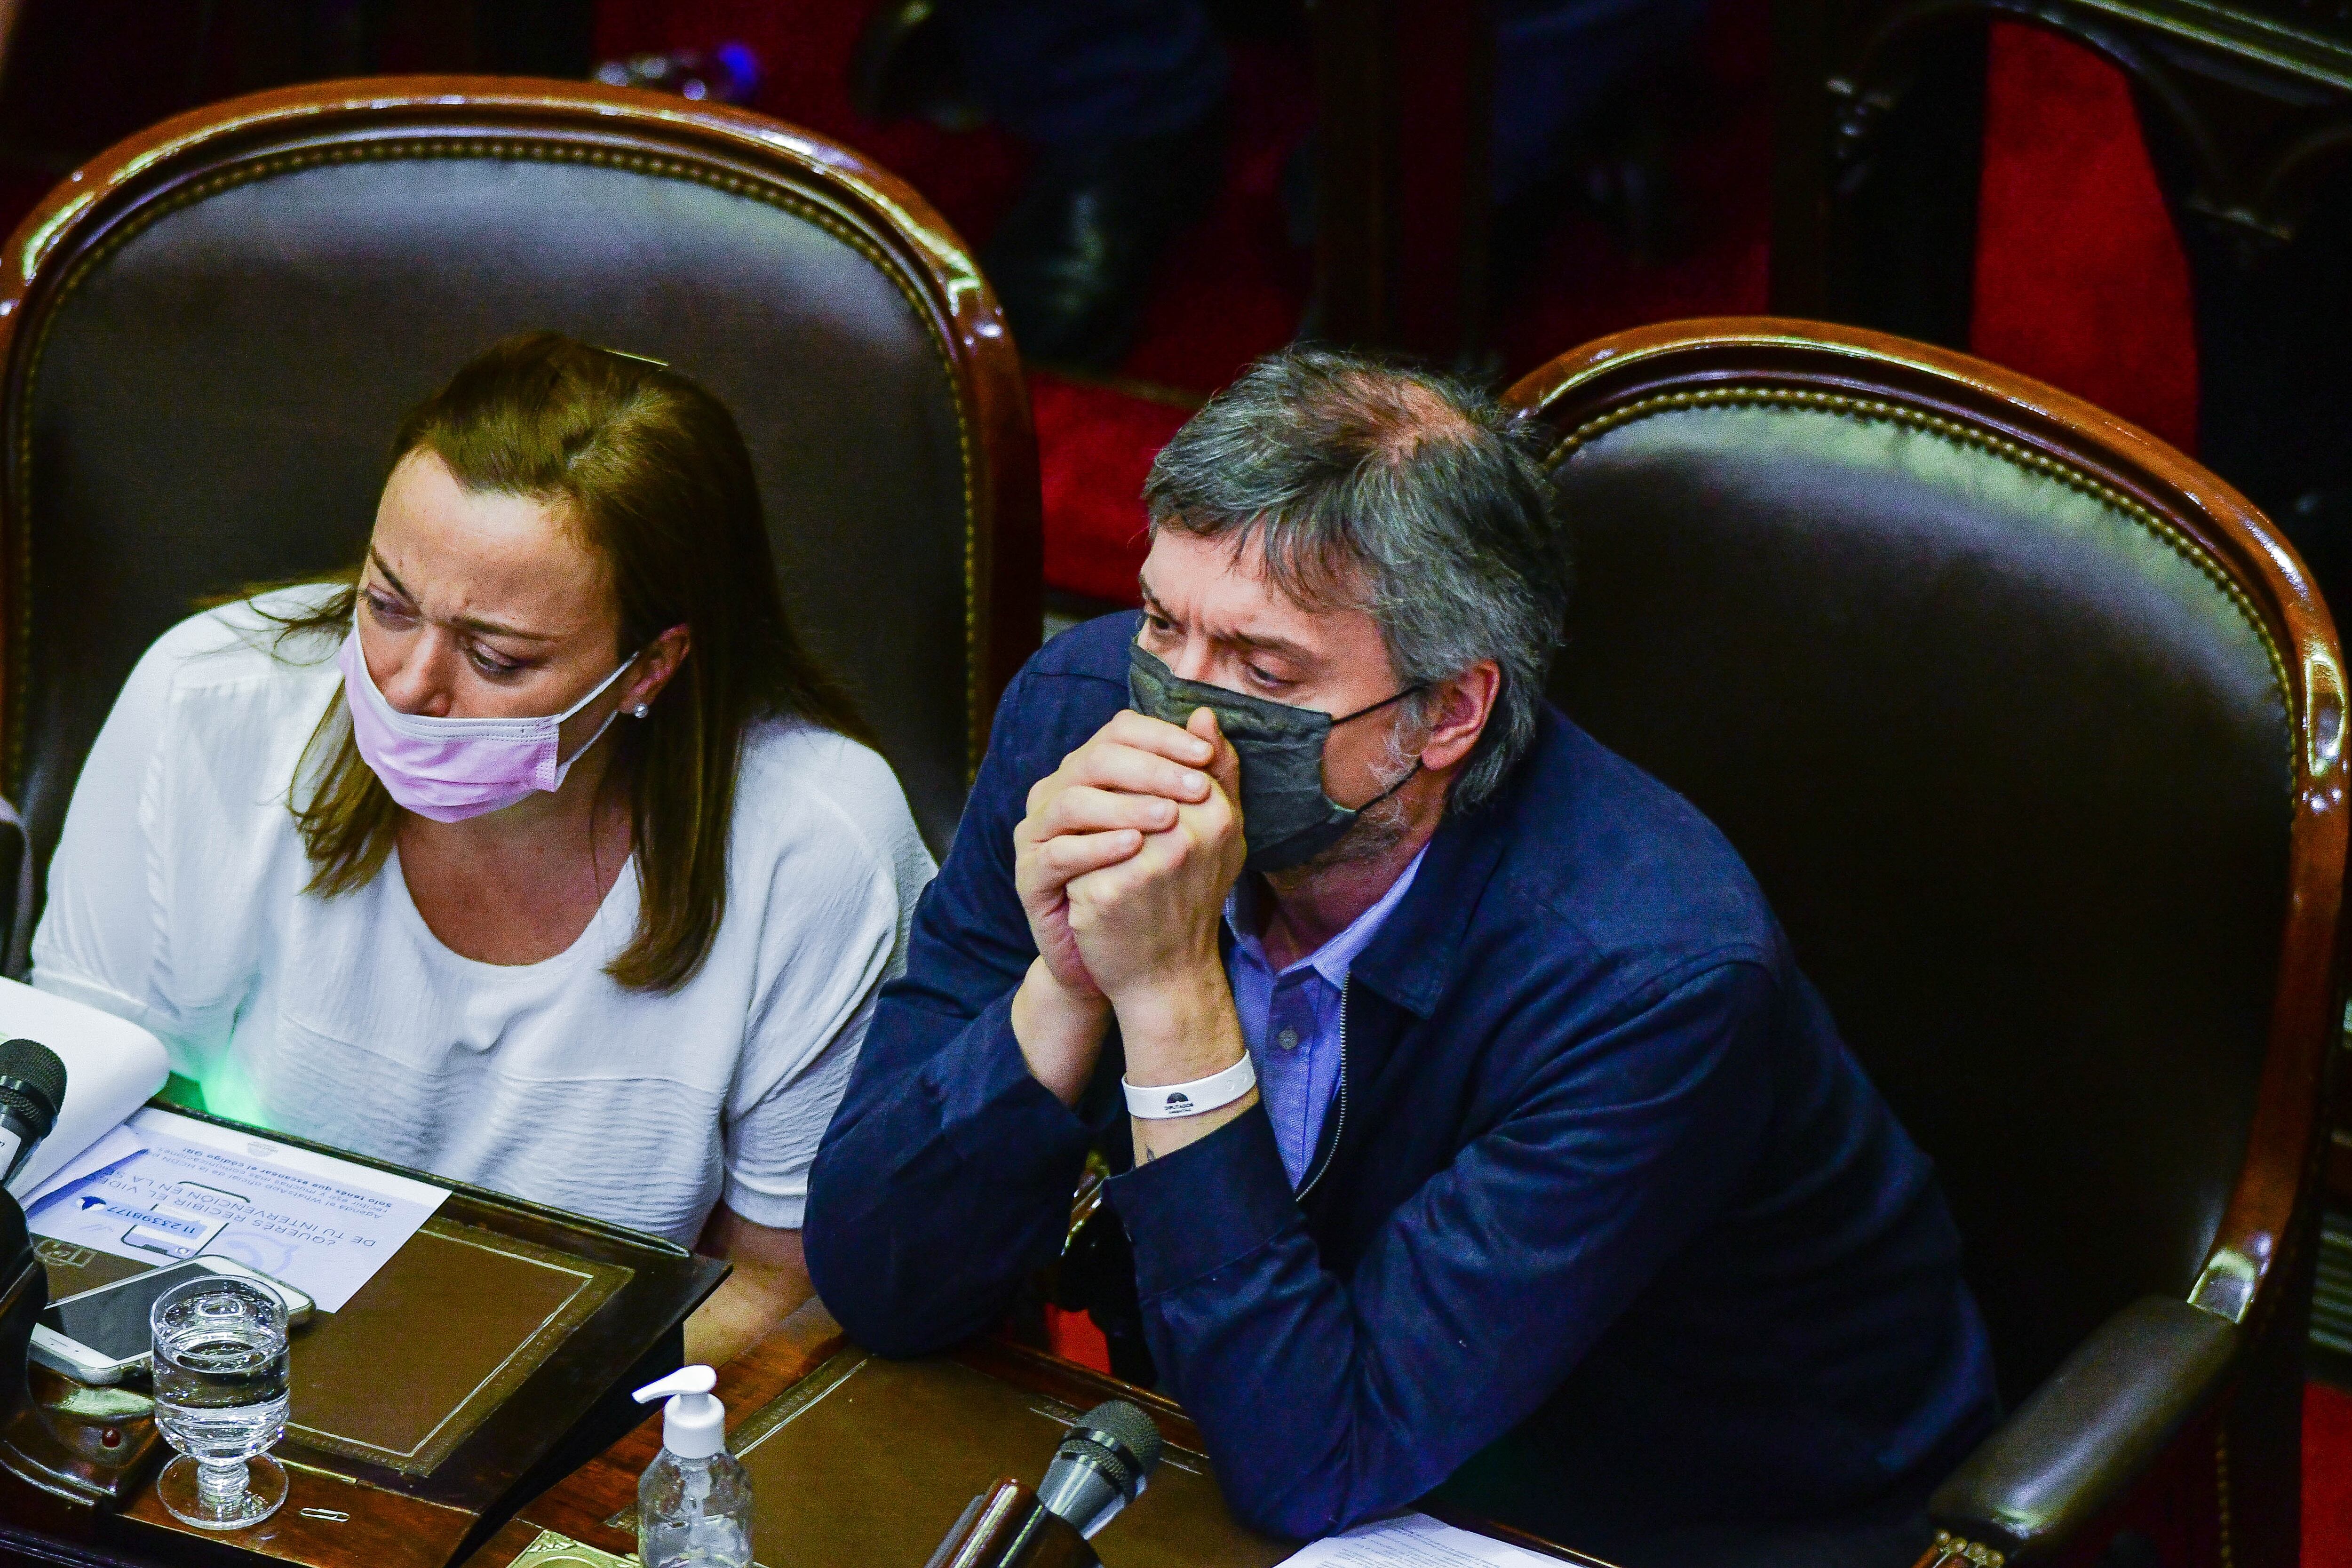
left=31, top=589, right=935, bottom=1245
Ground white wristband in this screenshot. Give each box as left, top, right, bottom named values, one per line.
left=1122, top=1055, right=1257, bottom=1120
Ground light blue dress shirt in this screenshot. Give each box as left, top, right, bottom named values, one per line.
left=1223, top=845, right=1430, bottom=1188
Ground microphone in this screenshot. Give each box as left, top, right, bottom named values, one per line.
left=1035, top=1400, right=1163, bottom=1539
left=921, top=1401, right=1165, bottom=1568
left=0, top=1037, right=65, bottom=1187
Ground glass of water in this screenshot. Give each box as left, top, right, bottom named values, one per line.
left=149, top=1274, right=291, bottom=1530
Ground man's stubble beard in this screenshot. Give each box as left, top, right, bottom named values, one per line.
left=1261, top=726, right=1425, bottom=895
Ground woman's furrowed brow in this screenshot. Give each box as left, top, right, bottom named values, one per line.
left=366, top=549, right=415, bottom=602
left=368, top=551, right=557, bottom=642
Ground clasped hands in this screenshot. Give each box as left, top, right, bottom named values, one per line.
left=1011, top=709, right=1252, bottom=1130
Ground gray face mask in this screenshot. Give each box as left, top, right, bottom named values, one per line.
left=1127, top=640, right=1422, bottom=873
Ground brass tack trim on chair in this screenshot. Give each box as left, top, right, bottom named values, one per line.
left=8, top=128, right=990, bottom=788
left=1541, top=384, right=2296, bottom=782
left=2214, top=1424, right=2235, bottom=1568
left=1919, top=1529, right=2005, bottom=1568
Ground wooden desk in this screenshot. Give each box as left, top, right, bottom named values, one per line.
left=459, top=1301, right=1617, bottom=1568
left=1, top=1289, right=1613, bottom=1568
left=459, top=1297, right=848, bottom=1568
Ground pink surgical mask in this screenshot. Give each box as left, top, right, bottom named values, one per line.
left=336, top=629, right=637, bottom=823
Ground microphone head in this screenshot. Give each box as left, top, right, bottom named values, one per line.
left=1069, top=1400, right=1161, bottom=1490
left=1036, top=1400, right=1165, bottom=1539
left=0, top=1037, right=64, bottom=1130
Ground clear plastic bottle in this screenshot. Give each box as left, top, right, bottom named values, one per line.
left=632, top=1367, right=754, bottom=1568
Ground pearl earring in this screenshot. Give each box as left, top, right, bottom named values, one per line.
left=632, top=703, right=651, bottom=719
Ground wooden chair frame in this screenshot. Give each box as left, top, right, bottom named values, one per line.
left=1504, top=317, right=2347, bottom=1568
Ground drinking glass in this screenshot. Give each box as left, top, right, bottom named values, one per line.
left=149, top=1274, right=291, bottom=1530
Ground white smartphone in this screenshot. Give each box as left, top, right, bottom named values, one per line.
left=31, top=1258, right=314, bottom=1385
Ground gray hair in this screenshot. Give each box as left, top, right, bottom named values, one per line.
left=1143, top=345, right=1572, bottom=811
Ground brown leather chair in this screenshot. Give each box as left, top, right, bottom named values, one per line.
left=1505, top=319, right=2343, bottom=1568
left=0, top=76, right=1041, bottom=963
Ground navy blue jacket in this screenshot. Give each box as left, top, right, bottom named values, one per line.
left=805, top=614, right=1997, bottom=1540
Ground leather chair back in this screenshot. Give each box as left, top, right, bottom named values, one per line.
left=0, top=77, right=1040, bottom=922
left=1505, top=321, right=2345, bottom=1400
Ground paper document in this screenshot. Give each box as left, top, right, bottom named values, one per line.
left=0, top=976, right=168, bottom=1199
left=26, top=1107, right=447, bottom=1311
left=1279, top=1514, right=1589, bottom=1568
left=20, top=1122, right=146, bottom=1208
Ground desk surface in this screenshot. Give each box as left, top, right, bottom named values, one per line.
left=457, top=1302, right=1616, bottom=1568
left=0, top=1297, right=1612, bottom=1568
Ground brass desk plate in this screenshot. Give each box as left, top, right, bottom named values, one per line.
left=509, top=1528, right=636, bottom=1568
left=288, top=1218, right=632, bottom=1476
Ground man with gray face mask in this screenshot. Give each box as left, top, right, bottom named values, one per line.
left=805, top=347, right=1997, bottom=1568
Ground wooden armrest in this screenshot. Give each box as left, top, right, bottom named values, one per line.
left=1925, top=1296, right=2237, bottom=1563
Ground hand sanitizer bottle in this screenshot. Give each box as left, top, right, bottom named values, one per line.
left=633, top=1366, right=753, bottom=1568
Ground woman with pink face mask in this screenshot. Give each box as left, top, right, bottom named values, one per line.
left=29, top=332, right=936, bottom=1367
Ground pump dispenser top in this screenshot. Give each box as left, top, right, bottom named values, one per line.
left=634, top=1365, right=725, bottom=1459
